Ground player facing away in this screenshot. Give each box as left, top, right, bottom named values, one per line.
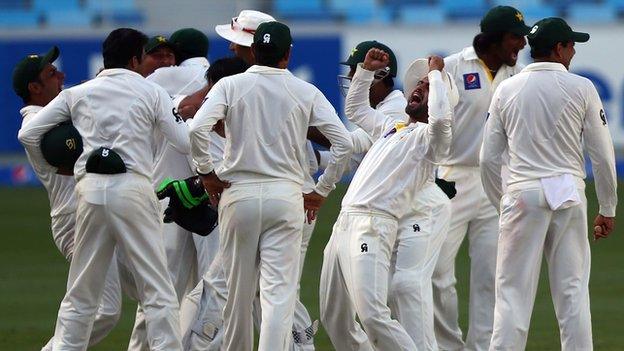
left=189, top=21, right=352, bottom=351
left=13, top=47, right=127, bottom=351
left=322, top=40, right=454, bottom=350
left=480, top=17, right=617, bottom=350
left=18, top=28, right=190, bottom=351
left=432, top=6, right=531, bottom=350
left=319, top=48, right=456, bottom=351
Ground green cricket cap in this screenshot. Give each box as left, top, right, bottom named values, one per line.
left=145, top=35, right=175, bottom=54
left=12, top=46, right=60, bottom=98
left=480, top=6, right=531, bottom=36
left=40, top=121, right=83, bottom=170
left=341, top=40, right=397, bottom=77
left=169, top=28, right=209, bottom=58
left=253, top=21, right=292, bottom=59
left=528, top=17, right=589, bottom=50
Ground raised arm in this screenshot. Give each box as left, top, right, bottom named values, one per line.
left=480, top=89, right=507, bottom=210
left=582, top=81, right=617, bottom=238
left=422, top=57, right=453, bottom=163
left=344, top=49, right=397, bottom=139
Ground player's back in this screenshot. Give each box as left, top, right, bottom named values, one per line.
left=493, top=62, right=596, bottom=184
left=61, top=68, right=186, bottom=180
left=210, top=65, right=326, bottom=186
left=148, top=57, right=209, bottom=96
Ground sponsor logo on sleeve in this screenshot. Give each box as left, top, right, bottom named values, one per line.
left=463, top=72, right=481, bottom=90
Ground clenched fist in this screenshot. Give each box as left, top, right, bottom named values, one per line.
left=363, top=48, right=390, bottom=72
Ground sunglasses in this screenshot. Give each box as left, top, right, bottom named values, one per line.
left=337, top=66, right=390, bottom=97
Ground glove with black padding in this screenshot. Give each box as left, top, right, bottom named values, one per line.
left=156, top=176, right=218, bottom=236
left=435, top=177, right=457, bottom=200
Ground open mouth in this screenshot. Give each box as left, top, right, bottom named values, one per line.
left=511, top=49, right=519, bottom=61
left=409, top=89, right=423, bottom=106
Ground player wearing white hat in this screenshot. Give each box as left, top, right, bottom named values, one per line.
left=322, top=41, right=453, bottom=350
left=190, top=21, right=352, bottom=350
left=18, top=28, right=188, bottom=351
left=481, top=18, right=617, bottom=350
left=127, top=28, right=214, bottom=351
left=319, top=48, right=455, bottom=351
left=432, top=6, right=530, bottom=350
left=13, top=47, right=127, bottom=351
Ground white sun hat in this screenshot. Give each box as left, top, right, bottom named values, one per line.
left=215, top=10, right=276, bottom=48
left=403, top=58, right=459, bottom=109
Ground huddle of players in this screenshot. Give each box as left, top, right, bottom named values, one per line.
left=13, top=4, right=617, bottom=351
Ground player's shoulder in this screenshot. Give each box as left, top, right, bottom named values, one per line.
left=444, top=47, right=472, bottom=68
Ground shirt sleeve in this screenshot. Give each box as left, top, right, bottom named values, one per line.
left=582, top=82, right=617, bottom=217
left=350, top=128, right=374, bottom=154
left=17, top=91, right=72, bottom=171
left=480, top=88, right=506, bottom=210
left=154, top=86, right=191, bottom=155
left=423, top=70, right=453, bottom=163
left=189, top=79, right=228, bottom=175
left=309, top=90, right=353, bottom=197
left=344, top=64, right=397, bottom=140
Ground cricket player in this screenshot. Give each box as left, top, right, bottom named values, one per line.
left=18, top=28, right=188, bottom=351
left=325, top=41, right=453, bottom=350
left=190, top=21, right=352, bottom=350
left=480, top=17, right=617, bottom=350
left=13, top=47, right=125, bottom=350
left=128, top=27, right=212, bottom=351
left=320, top=48, right=455, bottom=350
left=433, top=6, right=531, bottom=350
left=138, top=35, right=176, bottom=77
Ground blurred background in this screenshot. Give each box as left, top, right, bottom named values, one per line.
left=1, top=1, right=624, bottom=350
left=2, top=0, right=624, bottom=185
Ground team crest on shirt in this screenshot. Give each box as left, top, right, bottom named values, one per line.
left=463, top=73, right=481, bottom=90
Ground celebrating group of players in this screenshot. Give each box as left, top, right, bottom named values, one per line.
left=13, top=4, right=617, bottom=351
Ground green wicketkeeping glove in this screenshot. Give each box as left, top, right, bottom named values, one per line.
left=156, top=176, right=208, bottom=209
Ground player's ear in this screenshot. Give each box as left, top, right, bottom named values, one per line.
left=283, top=46, right=292, bottom=66
left=27, top=81, right=42, bottom=95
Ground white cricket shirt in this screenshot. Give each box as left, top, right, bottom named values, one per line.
left=480, top=62, right=617, bottom=217
left=442, top=46, right=522, bottom=167
left=18, top=68, right=190, bottom=181
left=341, top=65, right=452, bottom=219
left=190, top=65, right=353, bottom=197
left=18, top=105, right=76, bottom=217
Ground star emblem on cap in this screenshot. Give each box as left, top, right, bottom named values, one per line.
left=350, top=47, right=358, bottom=57
left=515, top=12, right=523, bottom=21
left=157, top=36, right=166, bottom=42
left=28, top=54, right=39, bottom=59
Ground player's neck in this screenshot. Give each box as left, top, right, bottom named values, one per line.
left=476, top=50, right=502, bottom=74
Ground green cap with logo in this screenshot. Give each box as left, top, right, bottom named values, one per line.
left=480, top=6, right=531, bottom=36
left=145, top=35, right=175, bottom=54
left=341, top=40, right=397, bottom=77
left=169, top=28, right=209, bottom=58
left=41, top=121, right=83, bottom=170
left=12, top=46, right=60, bottom=99
left=528, top=17, right=589, bottom=50
left=253, top=21, right=292, bottom=59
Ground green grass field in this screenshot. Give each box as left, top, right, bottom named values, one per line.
left=1, top=183, right=622, bottom=350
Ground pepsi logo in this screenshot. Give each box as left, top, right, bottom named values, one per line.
left=466, top=74, right=476, bottom=83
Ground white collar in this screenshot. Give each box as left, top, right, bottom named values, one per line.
left=20, top=104, right=42, bottom=119
left=522, top=62, right=568, bottom=73
left=247, top=65, right=290, bottom=75
left=97, top=68, right=144, bottom=79
left=378, top=90, right=404, bottom=107
left=461, top=46, right=479, bottom=61
left=180, top=57, right=209, bottom=67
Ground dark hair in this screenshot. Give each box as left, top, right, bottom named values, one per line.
left=530, top=41, right=570, bottom=59
left=473, top=31, right=506, bottom=54
left=21, top=76, right=43, bottom=104
left=252, top=44, right=288, bottom=67
left=382, top=75, right=394, bottom=89
left=205, top=57, right=250, bottom=84
left=102, top=28, right=148, bottom=69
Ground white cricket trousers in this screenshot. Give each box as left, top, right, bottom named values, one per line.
left=388, top=182, right=451, bottom=350
left=320, top=210, right=417, bottom=351
left=52, top=173, right=182, bottom=351
left=218, top=181, right=304, bottom=351
left=490, top=181, right=591, bottom=351
left=433, top=166, right=499, bottom=351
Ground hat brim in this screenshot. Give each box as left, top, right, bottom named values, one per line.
left=403, top=58, right=459, bottom=109
left=40, top=46, right=60, bottom=68
left=215, top=24, right=253, bottom=47
left=571, top=31, right=590, bottom=43
left=509, top=24, right=532, bottom=36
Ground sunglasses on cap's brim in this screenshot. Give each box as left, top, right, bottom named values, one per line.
left=337, top=67, right=391, bottom=97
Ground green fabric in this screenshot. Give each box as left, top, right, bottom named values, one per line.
left=145, top=35, right=175, bottom=54
left=253, top=21, right=292, bottom=59
left=341, top=40, right=398, bottom=77
left=169, top=28, right=209, bottom=58
left=528, top=17, right=590, bottom=50
left=40, top=122, right=83, bottom=169
left=480, top=6, right=531, bottom=36
left=12, top=46, right=60, bottom=97
left=158, top=177, right=208, bottom=209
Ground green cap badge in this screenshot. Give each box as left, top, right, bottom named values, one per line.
left=480, top=6, right=531, bottom=36
left=528, top=17, right=589, bottom=50
left=12, top=46, right=60, bottom=98
left=341, top=40, right=397, bottom=77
